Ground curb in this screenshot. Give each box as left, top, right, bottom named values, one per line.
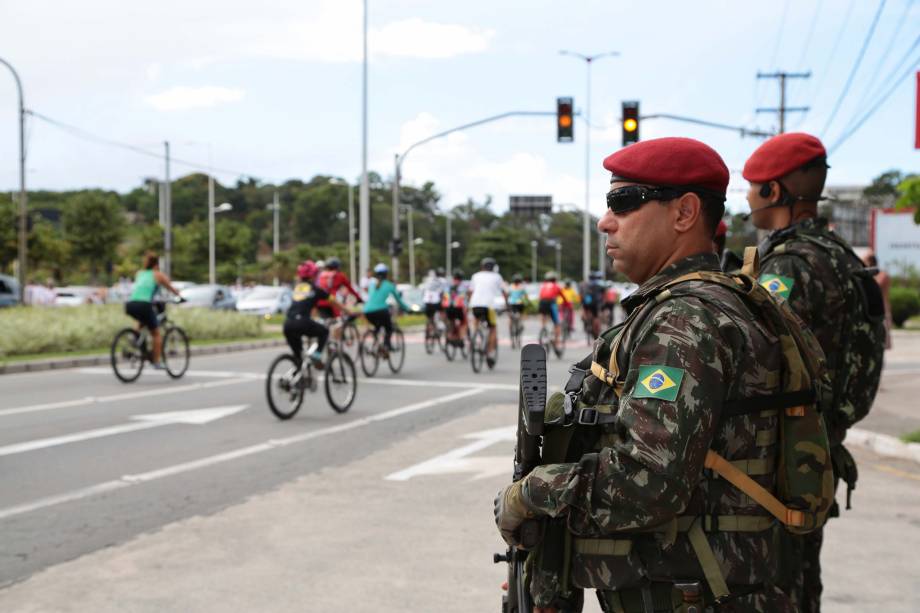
left=847, top=427, right=920, bottom=465
left=0, top=338, right=287, bottom=376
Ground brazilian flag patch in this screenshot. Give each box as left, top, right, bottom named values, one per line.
left=758, top=274, right=794, bottom=299
left=634, top=365, right=684, bottom=401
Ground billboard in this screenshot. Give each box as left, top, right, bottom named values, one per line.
left=870, top=208, right=920, bottom=275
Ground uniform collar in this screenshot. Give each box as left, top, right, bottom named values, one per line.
left=622, top=252, right=721, bottom=313
left=759, top=216, right=830, bottom=256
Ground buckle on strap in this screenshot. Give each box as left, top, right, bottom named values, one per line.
left=563, top=392, right=578, bottom=419
left=577, top=407, right=598, bottom=425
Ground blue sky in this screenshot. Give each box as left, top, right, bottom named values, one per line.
left=0, top=0, right=917, bottom=218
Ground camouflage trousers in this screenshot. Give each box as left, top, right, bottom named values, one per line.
left=595, top=584, right=797, bottom=613
left=800, top=525, right=824, bottom=613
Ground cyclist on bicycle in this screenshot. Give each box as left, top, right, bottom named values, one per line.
left=442, top=270, right=468, bottom=347
left=538, top=270, right=568, bottom=350
left=362, top=263, right=409, bottom=356
left=507, top=273, right=528, bottom=317
left=602, top=283, right=620, bottom=326
left=580, top=270, right=606, bottom=338
left=422, top=268, right=447, bottom=325
left=316, top=257, right=363, bottom=317
left=124, top=251, right=182, bottom=370
left=468, top=257, right=508, bottom=368
left=558, top=279, right=579, bottom=335
left=284, top=260, right=347, bottom=369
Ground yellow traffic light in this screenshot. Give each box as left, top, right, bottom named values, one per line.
left=559, top=115, right=573, bottom=128
left=623, top=118, right=637, bottom=132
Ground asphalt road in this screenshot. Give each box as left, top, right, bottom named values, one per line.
left=0, top=319, right=582, bottom=587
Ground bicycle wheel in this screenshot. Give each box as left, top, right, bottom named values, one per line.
left=508, top=317, right=518, bottom=349
left=470, top=328, right=485, bottom=373
left=487, top=327, right=499, bottom=370
left=443, top=333, right=457, bottom=361
left=359, top=329, right=379, bottom=377
left=387, top=328, right=406, bottom=373
left=110, top=328, right=145, bottom=383
left=340, top=322, right=360, bottom=362
left=162, top=326, right=190, bottom=379
left=424, top=321, right=436, bottom=355
left=324, top=350, right=357, bottom=413
left=266, top=354, right=305, bottom=420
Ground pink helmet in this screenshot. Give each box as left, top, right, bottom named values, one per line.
left=297, top=260, right=318, bottom=280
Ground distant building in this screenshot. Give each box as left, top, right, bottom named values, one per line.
left=509, top=195, right=552, bottom=219
left=822, top=184, right=894, bottom=248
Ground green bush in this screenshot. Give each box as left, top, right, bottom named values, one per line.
left=0, top=304, right=262, bottom=358
left=890, top=287, right=920, bottom=328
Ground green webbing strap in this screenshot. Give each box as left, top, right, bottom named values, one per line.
left=687, top=518, right=731, bottom=602
left=728, top=456, right=774, bottom=476
left=573, top=538, right=632, bottom=556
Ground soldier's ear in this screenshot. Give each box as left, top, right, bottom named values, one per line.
left=673, top=192, right=702, bottom=234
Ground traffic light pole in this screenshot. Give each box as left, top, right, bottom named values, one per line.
left=0, top=58, right=26, bottom=303
left=392, top=110, right=564, bottom=283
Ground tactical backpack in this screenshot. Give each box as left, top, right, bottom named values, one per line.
left=760, top=223, right=885, bottom=444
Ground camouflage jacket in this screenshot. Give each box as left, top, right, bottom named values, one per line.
left=523, top=253, right=797, bottom=611
left=757, top=217, right=883, bottom=444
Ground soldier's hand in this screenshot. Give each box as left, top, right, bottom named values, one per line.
left=493, top=480, right=535, bottom=547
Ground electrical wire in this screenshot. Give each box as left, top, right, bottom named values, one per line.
left=769, top=0, right=792, bottom=71
left=853, top=0, right=915, bottom=113
left=827, top=55, right=919, bottom=154
left=819, top=0, right=889, bottom=137
left=800, top=0, right=857, bottom=122
left=26, top=110, right=261, bottom=180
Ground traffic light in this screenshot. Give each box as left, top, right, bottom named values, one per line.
left=622, top=101, right=639, bottom=146
left=389, top=237, right=403, bottom=256
left=557, top=97, right=574, bottom=143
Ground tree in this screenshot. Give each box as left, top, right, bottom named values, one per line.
left=863, top=170, right=905, bottom=200
left=29, top=220, right=72, bottom=281
left=463, top=226, right=533, bottom=278
left=0, top=200, right=17, bottom=271
left=896, top=176, right=920, bottom=223
left=62, top=191, right=125, bottom=283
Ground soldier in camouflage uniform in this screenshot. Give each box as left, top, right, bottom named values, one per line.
left=743, top=132, right=885, bottom=613
left=495, top=137, right=830, bottom=612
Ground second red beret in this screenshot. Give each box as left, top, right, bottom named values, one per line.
left=742, top=132, right=827, bottom=183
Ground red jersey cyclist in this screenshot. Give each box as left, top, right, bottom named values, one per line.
left=538, top=270, right=569, bottom=352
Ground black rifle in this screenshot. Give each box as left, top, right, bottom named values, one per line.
left=494, top=343, right=547, bottom=613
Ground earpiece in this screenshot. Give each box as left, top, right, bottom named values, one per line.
left=759, top=183, right=773, bottom=199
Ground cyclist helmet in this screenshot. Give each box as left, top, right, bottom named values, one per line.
left=544, top=270, right=557, bottom=281
left=326, top=256, right=341, bottom=270
left=480, top=257, right=496, bottom=271
left=589, top=270, right=603, bottom=281
left=373, top=263, right=389, bottom=277
left=316, top=259, right=326, bottom=270
left=453, top=269, right=464, bottom=280
left=512, top=273, right=523, bottom=283
left=436, top=267, right=446, bottom=277
left=297, top=260, right=318, bottom=280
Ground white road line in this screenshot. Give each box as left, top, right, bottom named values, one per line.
left=0, top=388, right=485, bottom=521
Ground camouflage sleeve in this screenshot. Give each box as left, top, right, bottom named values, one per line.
left=759, top=253, right=823, bottom=329
left=524, top=297, right=732, bottom=532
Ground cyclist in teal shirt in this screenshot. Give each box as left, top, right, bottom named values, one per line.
left=362, top=263, right=409, bottom=355
left=507, top=273, right=528, bottom=315
left=124, top=251, right=182, bottom=369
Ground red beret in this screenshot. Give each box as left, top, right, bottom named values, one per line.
left=715, top=219, right=728, bottom=237
left=742, top=132, right=827, bottom=183
left=603, top=137, right=729, bottom=194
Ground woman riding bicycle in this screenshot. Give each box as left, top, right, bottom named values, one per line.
left=362, top=263, right=409, bottom=356
left=124, top=251, right=182, bottom=370
left=538, top=270, right=568, bottom=349
left=284, top=260, right=349, bottom=368
left=442, top=270, right=468, bottom=347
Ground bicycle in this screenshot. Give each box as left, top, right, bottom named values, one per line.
left=470, top=316, right=498, bottom=373
left=320, top=313, right=361, bottom=362
left=111, top=299, right=189, bottom=383
left=359, top=322, right=405, bottom=377
left=508, top=308, right=524, bottom=349
left=538, top=322, right=564, bottom=359
left=265, top=338, right=357, bottom=420
left=424, top=314, right=446, bottom=355
left=442, top=317, right=469, bottom=362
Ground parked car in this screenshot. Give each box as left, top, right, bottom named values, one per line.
left=179, top=284, right=237, bottom=310
left=236, top=285, right=292, bottom=317
left=53, top=286, right=100, bottom=306
left=0, top=274, right=19, bottom=308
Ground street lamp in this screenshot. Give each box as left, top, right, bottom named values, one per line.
left=209, top=201, right=233, bottom=284
left=559, top=49, right=620, bottom=283
left=330, top=178, right=357, bottom=283
left=546, top=238, right=562, bottom=277
left=0, top=58, right=26, bottom=302
left=266, top=191, right=280, bottom=286
left=398, top=204, right=419, bottom=285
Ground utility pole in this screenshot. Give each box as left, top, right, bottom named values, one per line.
left=359, top=0, right=370, bottom=279
left=597, top=230, right=606, bottom=275
left=208, top=173, right=215, bottom=284
left=445, top=216, right=452, bottom=275
left=391, top=153, right=400, bottom=281
left=164, top=141, right=172, bottom=276
left=756, top=71, right=810, bottom=134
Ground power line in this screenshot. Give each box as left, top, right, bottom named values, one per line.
left=853, top=0, right=915, bottom=113
left=820, top=0, right=888, bottom=137
left=756, top=71, right=811, bottom=133
left=828, top=56, right=919, bottom=154
left=803, top=0, right=857, bottom=120
left=769, top=0, right=792, bottom=70
left=849, top=32, right=920, bottom=129
left=26, top=110, right=263, bottom=181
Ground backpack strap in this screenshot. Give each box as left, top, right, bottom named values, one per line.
left=705, top=450, right=805, bottom=528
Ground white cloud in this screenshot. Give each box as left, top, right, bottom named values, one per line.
left=145, top=86, right=245, bottom=112
left=374, top=18, right=493, bottom=59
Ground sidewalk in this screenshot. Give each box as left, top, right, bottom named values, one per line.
left=858, top=329, right=920, bottom=439
left=1, top=404, right=918, bottom=612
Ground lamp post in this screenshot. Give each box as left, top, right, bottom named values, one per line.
left=399, top=204, right=417, bottom=286
left=331, top=179, right=357, bottom=282
left=208, top=195, right=233, bottom=285
left=530, top=240, right=538, bottom=282
left=359, top=0, right=370, bottom=280
left=0, top=58, right=26, bottom=302
left=266, top=191, right=280, bottom=286
left=445, top=215, right=452, bottom=274
left=555, top=241, right=562, bottom=277
left=597, top=229, right=607, bottom=276
left=559, top=49, right=619, bottom=283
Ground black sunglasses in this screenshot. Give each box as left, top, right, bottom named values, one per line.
left=605, top=185, right=683, bottom=214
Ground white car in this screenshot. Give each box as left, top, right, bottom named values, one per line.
left=53, top=286, right=100, bottom=307
left=236, top=285, right=292, bottom=316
